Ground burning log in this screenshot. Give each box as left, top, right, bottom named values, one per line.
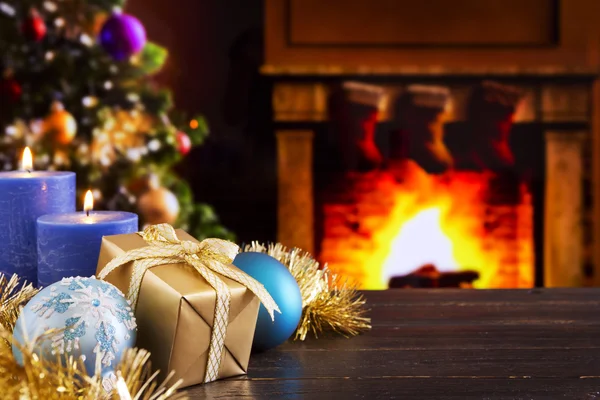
left=388, top=264, right=479, bottom=288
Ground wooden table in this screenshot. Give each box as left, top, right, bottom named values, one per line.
left=189, top=289, right=600, bottom=399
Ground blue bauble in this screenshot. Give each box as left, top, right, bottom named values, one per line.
left=233, top=252, right=302, bottom=352
left=13, top=276, right=137, bottom=382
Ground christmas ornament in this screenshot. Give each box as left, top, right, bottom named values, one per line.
left=392, top=85, right=453, bottom=174
left=176, top=131, right=192, bottom=155
left=43, top=102, right=77, bottom=145
left=244, top=243, right=371, bottom=340
left=12, top=276, right=137, bottom=383
left=21, top=9, right=47, bottom=42
left=0, top=273, right=183, bottom=398
left=0, top=76, right=22, bottom=103
left=137, top=181, right=180, bottom=225
left=99, top=12, right=147, bottom=61
left=233, top=252, right=302, bottom=352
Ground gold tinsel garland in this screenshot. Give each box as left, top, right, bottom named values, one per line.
left=0, top=274, right=186, bottom=399
left=243, top=243, right=371, bottom=340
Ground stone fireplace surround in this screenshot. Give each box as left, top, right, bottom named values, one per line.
left=268, top=67, right=596, bottom=288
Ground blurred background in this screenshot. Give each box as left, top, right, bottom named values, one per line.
left=3, top=0, right=599, bottom=290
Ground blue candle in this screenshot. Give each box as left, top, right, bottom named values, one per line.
left=0, top=148, right=75, bottom=285
left=37, top=191, right=139, bottom=287
left=37, top=212, right=139, bottom=287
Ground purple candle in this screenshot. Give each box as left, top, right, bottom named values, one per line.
left=37, top=190, right=138, bottom=287
left=0, top=148, right=76, bottom=285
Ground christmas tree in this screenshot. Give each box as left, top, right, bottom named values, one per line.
left=0, top=0, right=232, bottom=240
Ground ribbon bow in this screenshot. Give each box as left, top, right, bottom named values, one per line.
left=98, top=224, right=280, bottom=383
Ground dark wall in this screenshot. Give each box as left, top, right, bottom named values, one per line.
left=125, top=0, right=263, bottom=136
left=125, top=0, right=276, bottom=243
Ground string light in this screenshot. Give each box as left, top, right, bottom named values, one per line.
left=5, top=125, right=17, bottom=136
left=80, top=34, right=94, bottom=47
left=0, top=2, right=16, bottom=16
left=189, top=119, right=199, bottom=129
left=126, top=93, right=140, bottom=103
left=148, top=139, right=161, bottom=152
left=82, top=96, right=98, bottom=108
left=43, top=1, right=57, bottom=12
left=126, top=148, right=141, bottom=162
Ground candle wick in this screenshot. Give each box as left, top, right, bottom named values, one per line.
left=86, top=210, right=90, bottom=217
left=26, top=169, right=31, bottom=174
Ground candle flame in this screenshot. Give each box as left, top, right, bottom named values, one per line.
left=84, top=190, right=94, bottom=215
left=21, top=147, right=33, bottom=171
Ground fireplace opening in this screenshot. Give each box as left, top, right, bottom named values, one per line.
left=309, top=79, right=591, bottom=289
left=317, top=166, right=534, bottom=289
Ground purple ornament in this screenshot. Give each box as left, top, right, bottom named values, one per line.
left=99, top=12, right=147, bottom=61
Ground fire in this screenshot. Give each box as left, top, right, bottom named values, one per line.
left=21, top=147, right=33, bottom=171
left=381, top=207, right=457, bottom=282
left=322, top=161, right=534, bottom=290
left=83, top=190, right=94, bottom=214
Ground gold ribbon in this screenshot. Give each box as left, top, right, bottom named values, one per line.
left=98, top=223, right=280, bottom=383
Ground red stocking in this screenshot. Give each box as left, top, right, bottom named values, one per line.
left=329, top=81, right=386, bottom=172
left=391, top=85, right=453, bottom=174
left=466, top=81, right=523, bottom=171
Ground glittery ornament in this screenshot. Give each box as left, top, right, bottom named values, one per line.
left=0, top=273, right=182, bottom=398
left=12, top=276, right=137, bottom=384
left=43, top=102, right=77, bottom=145
left=21, top=9, right=47, bottom=42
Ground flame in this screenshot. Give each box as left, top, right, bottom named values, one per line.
left=381, top=207, right=457, bottom=280
left=322, top=161, right=534, bottom=289
left=84, top=190, right=94, bottom=213
left=21, top=147, right=33, bottom=171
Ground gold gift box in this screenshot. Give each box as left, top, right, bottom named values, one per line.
left=96, top=229, right=260, bottom=388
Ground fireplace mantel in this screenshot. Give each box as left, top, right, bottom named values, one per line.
left=262, top=65, right=599, bottom=79
left=264, top=0, right=600, bottom=287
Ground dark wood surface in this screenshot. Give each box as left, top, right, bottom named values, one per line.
left=188, top=289, right=600, bottom=399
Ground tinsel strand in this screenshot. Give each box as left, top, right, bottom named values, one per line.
left=244, top=243, right=371, bottom=340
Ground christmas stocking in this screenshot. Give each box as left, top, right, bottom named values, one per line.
left=466, top=80, right=523, bottom=170
left=328, top=81, right=386, bottom=171
left=391, top=85, right=453, bottom=174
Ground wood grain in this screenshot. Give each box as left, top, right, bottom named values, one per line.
left=289, top=0, right=558, bottom=47
left=265, top=0, right=600, bottom=68
left=187, top=289, right=600, bottom=398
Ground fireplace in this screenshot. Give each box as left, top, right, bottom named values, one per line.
left=319, top=169, right=534, bottom=290
left=264, top=0, right=600, bottom=289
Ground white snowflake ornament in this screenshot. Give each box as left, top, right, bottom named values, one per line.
left=12, top=276, right=137, bottom=383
